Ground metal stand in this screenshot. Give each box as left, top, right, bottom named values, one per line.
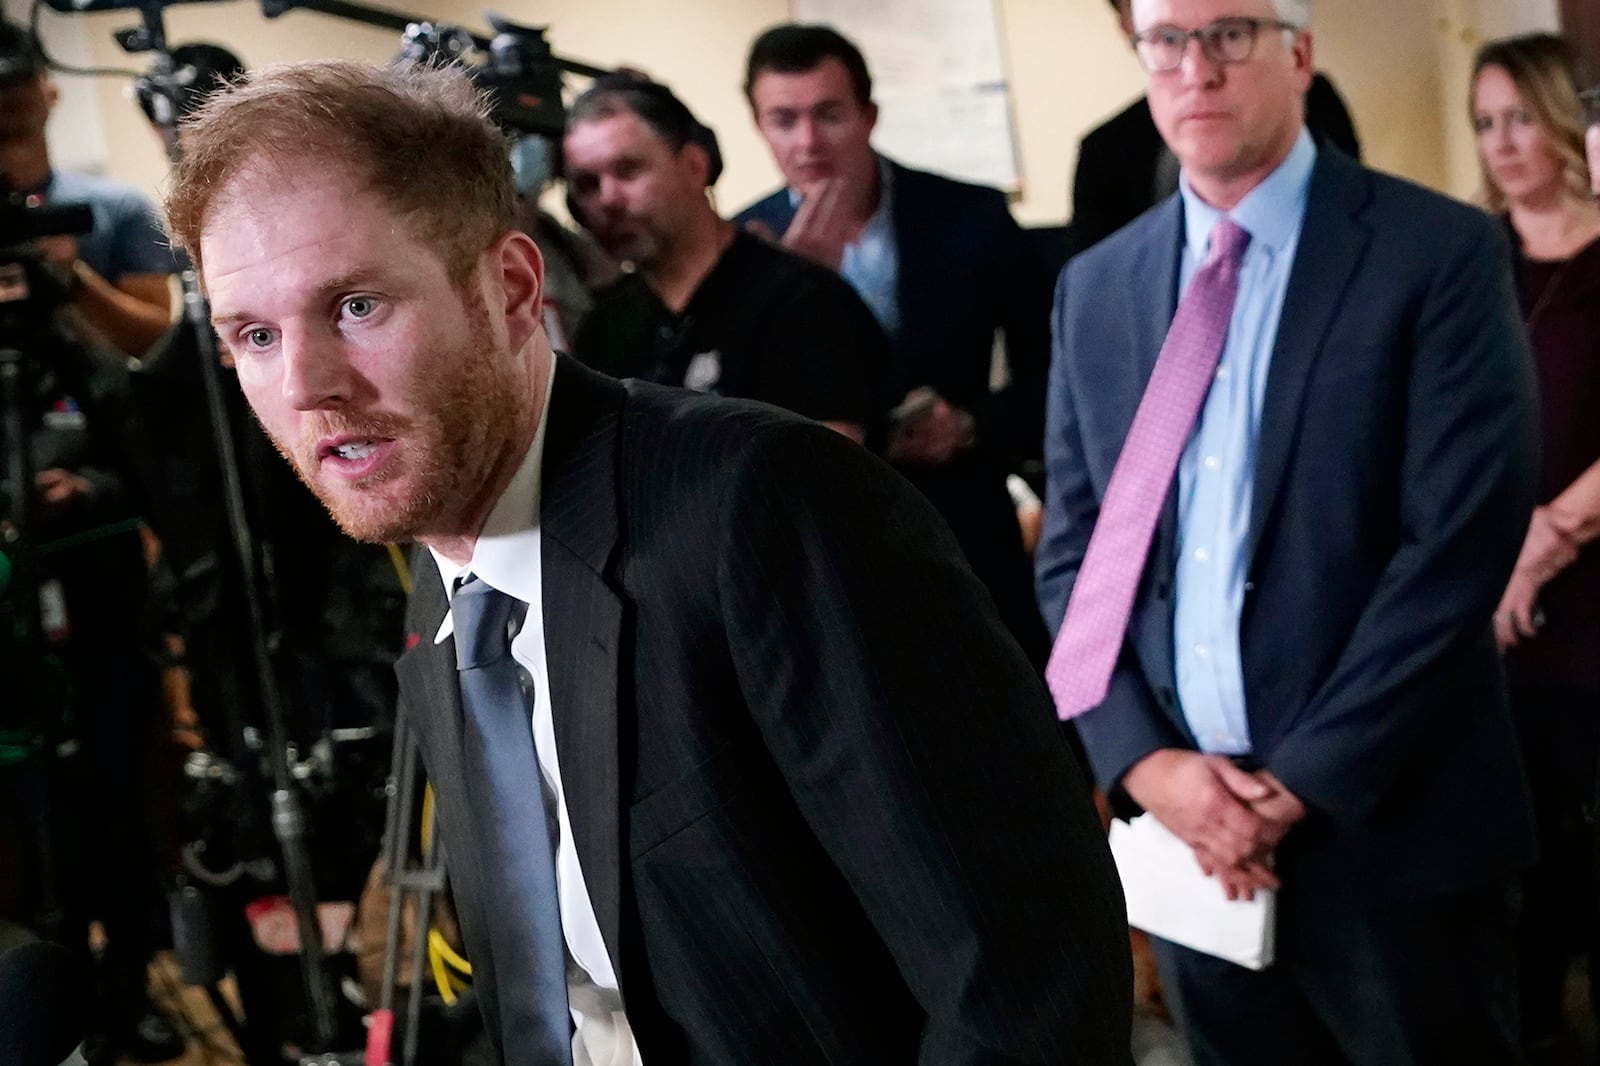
left=375, top=718, right=448, bottom=1066
left=0, top=337, right=63, bottom=941
left=120, top=7, right=341, bottom=1050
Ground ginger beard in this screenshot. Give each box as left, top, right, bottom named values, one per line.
left=264, top=285, right=525, bottom=546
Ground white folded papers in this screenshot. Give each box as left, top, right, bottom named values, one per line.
left=1108, top=813, right=1276, bottom=971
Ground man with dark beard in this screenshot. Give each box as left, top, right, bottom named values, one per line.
left=166, top=59, right=1132, bottom=1066
left=565, top=73, right=888, bottom=445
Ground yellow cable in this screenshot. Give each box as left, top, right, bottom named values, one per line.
left=429, top=928, right=473, bottom=976
left=421, top=785, right=434, bottom=853
left=386, top=541, right=413, bottom=595
left=429, top=937, right=458, bottom=1005
left=418, top=784, right=474, bottom=1001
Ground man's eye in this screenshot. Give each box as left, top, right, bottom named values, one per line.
left=1216, top=24, right=1250, bottom=45
left=1153, top=29, right=1187, bottom=48
left=343, top=296, right=378, bottom=319
left=245, top=327, right=274, bottom=348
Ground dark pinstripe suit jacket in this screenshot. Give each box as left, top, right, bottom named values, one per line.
left=396, top=356, right=1132, bottom=1064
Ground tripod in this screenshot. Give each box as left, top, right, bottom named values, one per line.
left=116, top=9, right=345, bottom=1055
left=0, top=198, right=95, bottom=960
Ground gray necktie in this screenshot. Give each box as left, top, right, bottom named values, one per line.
left=453, top=575, right=573, bottom=1065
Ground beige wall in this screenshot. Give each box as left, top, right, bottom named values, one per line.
left=26, top=0, right=1563, bottom=226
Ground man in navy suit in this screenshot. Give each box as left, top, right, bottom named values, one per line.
left=1036, top=0, right=1539, bottom=1062
left=736, top=23, right=1053, bottom=664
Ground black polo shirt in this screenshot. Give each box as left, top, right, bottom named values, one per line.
left=573, top=230, right=890, bottom=432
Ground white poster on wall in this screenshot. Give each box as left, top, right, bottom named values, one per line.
left=792, top=0, right=1021, bottom=193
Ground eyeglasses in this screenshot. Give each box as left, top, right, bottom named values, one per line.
left=1131, top=16, right=1302, bottom=73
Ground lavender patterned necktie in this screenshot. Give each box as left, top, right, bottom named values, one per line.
left=1047, top=217, right=1252, bottom=720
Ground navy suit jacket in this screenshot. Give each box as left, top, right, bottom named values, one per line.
left=738, top=160, right=1054, bottom=661
left=398, top=357, right=1132, bottom=1064
left=1037, top=148, right=1540, bottom=906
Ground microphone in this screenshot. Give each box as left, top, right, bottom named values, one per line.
left=0, top=941, right=90, bottom=1066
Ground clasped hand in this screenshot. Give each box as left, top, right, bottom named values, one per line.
left=1122, top=749, right=1306, bottom=901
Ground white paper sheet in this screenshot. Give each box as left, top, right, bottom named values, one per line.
left=1109, top=814, right=1276, bottom=971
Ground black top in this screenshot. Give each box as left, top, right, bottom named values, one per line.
left=1507, top=225, right=1600, bottom=689
left=573, top=229, right=890, bottom=433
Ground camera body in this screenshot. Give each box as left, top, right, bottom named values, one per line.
left=398, top=15, right=567, bottom=139
left=0, top=181, right=93, bottom=346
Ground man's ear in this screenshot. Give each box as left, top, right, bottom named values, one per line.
left=43, top=75, right=60, bottom=113
left=1291, top=30, right=1315, bottom=93
left=491, top=229, right=545, bottom=353
left=680, top=140, right=711, bottom=188
left=864, top=100, right=879, bottom=138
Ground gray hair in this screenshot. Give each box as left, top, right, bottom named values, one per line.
left=1274, top=0, right=1312, bottom=28
left=1131, top=0, right=1311, bottom=30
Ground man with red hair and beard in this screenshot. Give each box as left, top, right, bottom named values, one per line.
left=166, top=59, right=1131, bottom=1066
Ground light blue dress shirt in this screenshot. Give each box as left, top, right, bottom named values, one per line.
left=790, top=156, right=901, bottom=337
left=1172, top=129, right=1316, bottom=755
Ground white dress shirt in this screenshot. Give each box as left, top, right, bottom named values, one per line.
left=430, top=358, right=643, bottom=1066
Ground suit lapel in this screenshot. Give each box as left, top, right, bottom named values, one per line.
left=762, top=190, right=799, bottom=237
left=394, top=553, right=465, bottom=799
left=1130, top=196, right=1186, bottom=394
left=1247, top=154, right=1373, bottom=562
left=540, top=356, right=628, bottom=988
left=888, top=161, right=930, bottom=330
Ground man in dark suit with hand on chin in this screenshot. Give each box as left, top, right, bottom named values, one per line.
left=167, top=58, right=1132, bottom=1066
left=737, top=23, right=1055, bottom=667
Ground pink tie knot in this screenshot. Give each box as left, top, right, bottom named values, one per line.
left=1208, top=217, right=1252, bottom=268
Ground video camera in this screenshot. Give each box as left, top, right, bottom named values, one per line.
left=395, top=14, right=568, bottom=140
left=0, top=176, right=96, bottom=406
left=0, top=184, right=92, bottom=322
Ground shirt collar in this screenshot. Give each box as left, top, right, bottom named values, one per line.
left=430, top=354, right=558, bottom=625
left=1179, top=127, right=1316, bottom=260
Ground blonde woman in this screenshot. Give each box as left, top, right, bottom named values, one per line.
left=1472, top=32, right=1600, bottom=1059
